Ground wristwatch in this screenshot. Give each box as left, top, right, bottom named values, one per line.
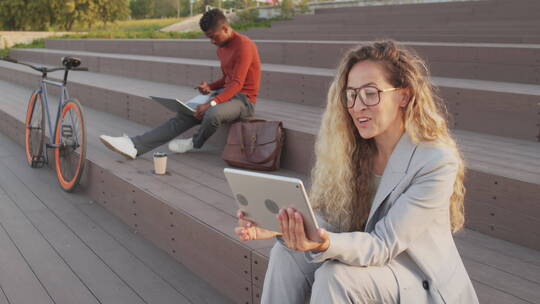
left=209, top=100, right=217, bottom=107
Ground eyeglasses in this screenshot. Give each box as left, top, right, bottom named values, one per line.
left=344, top=86, right=400, bottom=108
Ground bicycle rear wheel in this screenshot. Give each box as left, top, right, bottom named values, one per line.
left=25, top=91, right=45, bottom=167
left=54, top=98, right=86, bottom=192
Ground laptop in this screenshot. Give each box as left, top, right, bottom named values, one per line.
left=149, top=94, right=211, bottom=116
left=224, top=168, right=322, bottom=242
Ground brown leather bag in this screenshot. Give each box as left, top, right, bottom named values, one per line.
left=222, top=120, right=285, bottom=171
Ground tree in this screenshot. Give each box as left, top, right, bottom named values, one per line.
left=59, top=0, right=97, bottom=31
left=193, top=0, right=220, bottom=15
left=94, top=0, right=130, bottom=26
left=130, top=0, right=183, bottom=19
left=0, top=0, right=132, bottom=31
left=280, top=0, right=294, bottom=19
left=0, top=0, right=34, bottom=30
left=130, top=0, right=154, bottom=19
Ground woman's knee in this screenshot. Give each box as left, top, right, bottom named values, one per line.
left=268, top=240, right=293, bottom=264
left=312, top=262, right=398, bottom=303
left=313, top=261, right=351, bottom=287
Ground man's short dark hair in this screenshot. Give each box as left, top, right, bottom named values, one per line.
left=200, top=9, right=228, bottom=32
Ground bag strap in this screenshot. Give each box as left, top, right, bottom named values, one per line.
left=240, top=122, right=258, bottom=161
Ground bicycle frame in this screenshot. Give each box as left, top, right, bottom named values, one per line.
left=37, top=77, right=69, bottom=149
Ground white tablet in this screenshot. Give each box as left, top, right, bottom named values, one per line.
left=224, top=168, right=321, bottom=242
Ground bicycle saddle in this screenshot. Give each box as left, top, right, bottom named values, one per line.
left=61, top=56, right=81, bottom=68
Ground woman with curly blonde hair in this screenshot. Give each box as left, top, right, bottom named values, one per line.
left=235, top=40, right=478, bottom=303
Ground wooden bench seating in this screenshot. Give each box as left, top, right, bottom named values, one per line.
left=0, top=78, right=538, bottom=303
left=10, top=48, right=540, bottom=142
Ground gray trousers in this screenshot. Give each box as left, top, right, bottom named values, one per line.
left=261, top=241, right=400, bottom=304
left=131, top=92, right=254, bottom=156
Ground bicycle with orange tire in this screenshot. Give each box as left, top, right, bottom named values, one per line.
left=2, top=56, right=88, bottom=192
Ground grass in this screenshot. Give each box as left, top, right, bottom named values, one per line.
left=72, top=17, right=186, bottom=32
left=65, top=17, right=200, bottom=39
left=1, top=39, right=45, bottom=58
left=231, top=17, right=285, bottom=32
left=0, top=13, right=284, bottom=56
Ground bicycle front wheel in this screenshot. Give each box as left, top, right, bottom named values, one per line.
left=54, top=98, right=86, bottom=192
left=25, top=91, right=45, bottom=167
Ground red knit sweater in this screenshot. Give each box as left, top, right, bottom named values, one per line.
left=208, top=32, right=261, bottom=104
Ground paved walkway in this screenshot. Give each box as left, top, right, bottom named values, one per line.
left=0, top=32, right=74, bottom=49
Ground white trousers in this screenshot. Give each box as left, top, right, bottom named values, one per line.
left=261, top=241, right=401, bottom=304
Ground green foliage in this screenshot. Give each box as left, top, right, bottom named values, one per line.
left=231, top=12, right=286, bottom=32
left=296, top=0, right=310, bottom=14
left=193, top=0, right=220, bottom=15
left=130, top=0, right=155, bottom=18
left=236, top=8, right=259, bottom=24
left=0, top=0, right=130, bottom=31
left=94, top=0, right=130, bottom=26
left=0, top=11, right=284, bottom=59
left=71, top=17, right=185, bottom=32
left=61, top=29, right=201, bottom=39
left=279, top=0, right=295, bottom=19
left=0, top=0, right=55, bottom=30
left=130, top=0, right=186, bottom=19
left=0, top=39, right=45, bottom=58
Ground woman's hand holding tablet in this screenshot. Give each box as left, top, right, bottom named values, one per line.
left=277, top=208, right=330, bottom=252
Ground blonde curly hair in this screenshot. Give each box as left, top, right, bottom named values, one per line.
left=310, top=40, right=465, bottom=233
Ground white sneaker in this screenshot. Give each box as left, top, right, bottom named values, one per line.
left=168, top=137, right=194, bottom=154
left=100, top=134, right=137, bottom=159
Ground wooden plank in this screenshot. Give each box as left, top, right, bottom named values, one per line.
left=0, top=161, right=146, bottom=304
left=472, top=281, right=530, bottom=304
left=0, top=285, right=8, bottom=304
left=465, top=194, right=540, bottom=251
left=462, top=257, right=540, bottom=303
left=71, top=143, right=253, bottom=303
left=2, top=156, right=193, bottom=304
left=0, top=191, right=99, bottom=304
left=77, top=202, right=234, bottom=304
left=456, top=229, right=540, bottom=267
left=456, top=239, right=540, bottom=285
left=252, top=285, right=262, bottom=304
left=252, top=247, right=272, bottom=289
left=0, top=131, right=234, bottom=303
left=0, top=197, right=54, bottom=304
left=0, top=129, right=233, bottom=304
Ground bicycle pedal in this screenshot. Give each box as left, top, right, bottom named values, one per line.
left=61, top=124, right=73, bottom=138
left=31, top=155, right=47, bottom=168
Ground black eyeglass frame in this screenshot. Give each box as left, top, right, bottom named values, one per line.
left=344, top=85, right=400, bottom=108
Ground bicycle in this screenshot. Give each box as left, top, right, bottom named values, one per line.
left=1, top=56, right=88, bottom=192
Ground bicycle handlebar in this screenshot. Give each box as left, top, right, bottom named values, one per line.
left=1, top=56, right=18, bottom=64
left=1, top=56, right=89, bottom=73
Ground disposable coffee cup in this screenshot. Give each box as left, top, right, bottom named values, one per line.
left=153, top=152, right=167, bottom=175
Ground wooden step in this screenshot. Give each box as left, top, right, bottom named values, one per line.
left=0, top=80, right=538, bottom=304
left=0, top=60, right=321, bottom=174
left=245, top=31, right=540, bottom=44
left=0, top=64, right=538, bottom=250
left=43, top=39, right=540, bottom=84
left=7, top=50, right=540, bottom=142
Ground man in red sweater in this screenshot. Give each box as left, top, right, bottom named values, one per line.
left=100, top=9, right=261, bottom=158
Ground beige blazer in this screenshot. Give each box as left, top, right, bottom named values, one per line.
left=309, top=133, right=479, bottom=304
